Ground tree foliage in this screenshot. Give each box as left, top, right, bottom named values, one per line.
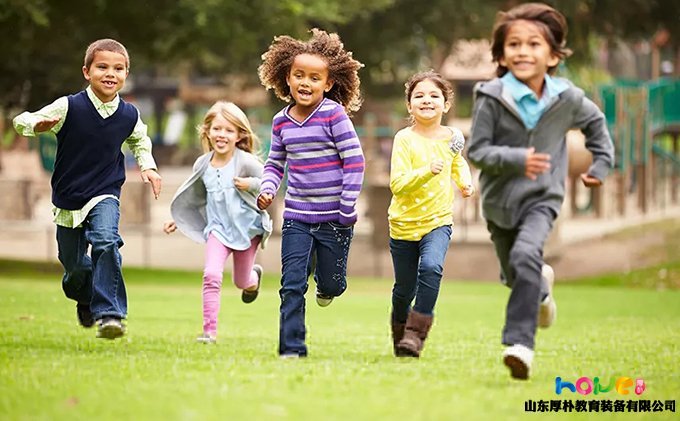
left=0, top=0, right=676, bottom=111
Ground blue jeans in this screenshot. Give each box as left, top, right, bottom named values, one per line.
left=390, top=225, right=452, bottom=323
left=278, top=219, right=353, bottom=356
left=56, top=198, right=126, bottom=319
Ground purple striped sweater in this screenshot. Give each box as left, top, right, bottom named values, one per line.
left=259, top=98, right=365, bottom=225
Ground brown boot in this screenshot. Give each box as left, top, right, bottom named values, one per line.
left=391, top=320, right=406, bottom=356
left=396, top=310, right=433, bottom=358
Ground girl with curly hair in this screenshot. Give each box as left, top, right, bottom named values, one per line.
left=257, top=28, right=365, bottom=358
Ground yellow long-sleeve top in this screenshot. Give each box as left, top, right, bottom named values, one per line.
left=388, top=127, right=473, bottom=240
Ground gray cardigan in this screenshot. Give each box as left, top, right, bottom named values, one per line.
left=468, top=78, right=614, bottom=229
left=169, top=149, right=273, bottom=249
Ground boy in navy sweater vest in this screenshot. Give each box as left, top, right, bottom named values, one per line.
left=13, top=39, right=162, bottom=340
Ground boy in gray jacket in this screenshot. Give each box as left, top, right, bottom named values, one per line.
left=468, top=3, right=614, bottom=380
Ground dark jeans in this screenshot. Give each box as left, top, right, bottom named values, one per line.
left=278, top=219, right=353, bottom=356
left=389, top=225, right=452, bottom=323
left=56, top=198, right=127, bottom=320
left=487, top=206, right=556, bottom=349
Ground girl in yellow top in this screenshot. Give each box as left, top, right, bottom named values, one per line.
left=389, top=71, right=475, bottom=358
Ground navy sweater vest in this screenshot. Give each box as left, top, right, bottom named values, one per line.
left=52, top=91, right=137, bottom=210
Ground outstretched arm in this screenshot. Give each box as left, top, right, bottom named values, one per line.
left=13, top=97, right=68, bottom=136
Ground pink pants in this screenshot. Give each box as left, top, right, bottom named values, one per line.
left=202, top=233, right=261, bottom=336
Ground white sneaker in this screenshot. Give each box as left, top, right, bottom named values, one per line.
left=538, top=264, right=557, bottom=329
left=279, top=353, right=300, bottom=359
left=502, top=344, right=534, bottom=380
left=196, top=333, right=216, bottom=344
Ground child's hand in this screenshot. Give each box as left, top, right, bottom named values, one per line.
left=525, top=147, right=551, bottom=180
left=257, top=193, right=273, bottom=210
left=34, top=117, right=61, bottom=133
left=461, top=185, right=475, bottom=198
left=580, top=173, right=602, bottom=188
left=233, top=177, right=249, bottom=191
left=430, top=158, right=445, bottom=175
left=163, top=221, right=177, bottom=234
left=141, top=169, right=162, bottom=199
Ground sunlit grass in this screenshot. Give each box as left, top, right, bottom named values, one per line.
left=1, top=261, right=679, bottom=420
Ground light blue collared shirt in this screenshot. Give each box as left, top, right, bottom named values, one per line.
left=501, top=73, right=568, bottom=129
left=202, top=160, right=265, bottom=250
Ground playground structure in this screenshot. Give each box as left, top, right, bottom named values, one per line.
left=590, top=79, right=680, bottom=216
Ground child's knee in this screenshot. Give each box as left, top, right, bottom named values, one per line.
left=320, top=276, right=347, bottom=297
left=66, top=265, right=91, bottom=280
left=509, top=244, right=542, bottom=280
left=90, top=231, right=123, bottom=253
left=203, top=270, right=223, bottom=286
left=419, top=258, right=443, bottom=277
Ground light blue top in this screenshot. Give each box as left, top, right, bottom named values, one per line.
left=202, top=160, right=265, bottom=250
left=501, top=73, right=568, bottom=129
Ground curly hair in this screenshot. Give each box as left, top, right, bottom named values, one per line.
left=258, top=28, right=363, bottom=114
left=84, top=39, right=130, bottom=70
left=198, top=101, right=260, bottom=155
left=491, top=3, right=572, bottom=77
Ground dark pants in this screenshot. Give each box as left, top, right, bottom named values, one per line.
left=278, top=219, right=353, bottom=356
left=389, top=225, right=452, bottom=323
left=56, top=198, right=127, bottom=320
left=487, top=206, right=556, bottom=349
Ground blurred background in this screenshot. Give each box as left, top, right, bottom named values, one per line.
left=0, top=0, right=678, bottom=280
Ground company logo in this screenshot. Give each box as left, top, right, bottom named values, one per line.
left=555, top=377, right=646, bottom=396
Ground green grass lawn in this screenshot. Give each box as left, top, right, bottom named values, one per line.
left=1, top=261, right=679, bottom=420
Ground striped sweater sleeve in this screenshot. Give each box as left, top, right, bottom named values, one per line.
left=331, top=110, right=365, bottom=225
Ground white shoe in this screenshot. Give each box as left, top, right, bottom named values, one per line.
left=538, top=264, right=557, bottom=329
left=503, top=344, right=534, bottom=380
left=280, top=353, right=300, bottom=359
left=196, top=333, right=216, bottom=344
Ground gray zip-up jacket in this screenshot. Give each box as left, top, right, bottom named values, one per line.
left=169, top=149, right=273, bottom=249
left=468, top=78, right=614, bottom=229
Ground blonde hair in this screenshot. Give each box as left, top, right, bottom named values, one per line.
left=84, top=39, right=130, bottom=70
left=198, top=102, right=260, bottom=154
